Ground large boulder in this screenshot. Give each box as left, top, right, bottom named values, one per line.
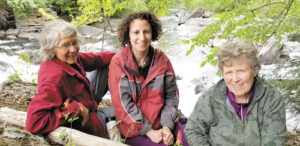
left=178, top=8, right=206, bottom=25
left=257, top=37, right=282, bottom=65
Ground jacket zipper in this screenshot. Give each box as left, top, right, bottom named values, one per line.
left=241, top=105, right=245, bottom=132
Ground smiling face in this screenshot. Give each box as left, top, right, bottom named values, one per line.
left=129, top=19, right=152, bottom=55
left=54, top=35, right=79, bottom=65
left=222, top=56, right=257, bottom=99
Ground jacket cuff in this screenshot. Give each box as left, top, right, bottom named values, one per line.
left=139, top=117, right=152, bottom=135
left=161, top=120, right=174, bottom=130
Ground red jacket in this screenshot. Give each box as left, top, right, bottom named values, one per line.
left=26, top=52, right=114, bottom=138
left=109, top=46, right=179, bottom=138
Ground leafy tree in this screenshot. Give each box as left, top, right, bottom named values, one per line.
left=184, top=0, right=300, bottom=68
left=5, top=0, right=47, bottom=17
left=71, top=0, right=127, bottom=26
left=72, top=0, right=174, bottom=26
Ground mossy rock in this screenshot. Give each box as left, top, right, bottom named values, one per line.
left=288, top=32, right=300, bottom=42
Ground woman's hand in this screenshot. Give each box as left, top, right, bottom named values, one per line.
left=79, top=103, right=89, bottom=126
left=162, top=126, right=174, bottom=145
left=146, top=129, right=163, bottom=143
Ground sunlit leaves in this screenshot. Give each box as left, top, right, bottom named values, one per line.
left=72, top=0, right=127, bottom=26
left=147, top=0, right=172, bottom=16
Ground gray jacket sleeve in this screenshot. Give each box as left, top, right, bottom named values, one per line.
left=160, top=67, right=179, bottom=129
left=119, top=75, right=152, bottom=135
left=260, top=87, right=287, bottom=145
left=185, top=90, right=213, bottom=146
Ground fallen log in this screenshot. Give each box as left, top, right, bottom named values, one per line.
left=0, top=107, right=127, bottom=146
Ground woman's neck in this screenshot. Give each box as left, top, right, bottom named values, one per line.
left=132, top=49, right=149, bottom=67
left=235, top=94, right=250, bottom=104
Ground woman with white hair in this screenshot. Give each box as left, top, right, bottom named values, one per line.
left=25, top=20, right=115, bottom=138
left=185, top=39, right=286, bottom=145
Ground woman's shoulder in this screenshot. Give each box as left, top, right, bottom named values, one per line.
left=255, top=76, right=282, bottom=100
left=39, top=61, right=65, bottom=83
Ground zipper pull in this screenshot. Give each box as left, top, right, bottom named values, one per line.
left=242, top=121, right=245, bottom=132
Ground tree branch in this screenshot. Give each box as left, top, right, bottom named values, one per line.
left=246, top=2, right=286, bottom=12
left=263, top=0, right=294, bottom=45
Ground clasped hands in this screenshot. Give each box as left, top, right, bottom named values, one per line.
left=146, top=127, right=174, bottom=145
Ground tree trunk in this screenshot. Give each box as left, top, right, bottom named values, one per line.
left=0, top=107, right=128, bottom=146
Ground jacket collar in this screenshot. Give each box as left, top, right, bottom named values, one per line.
left=52, top=57, right=82, bottom=77
left=122, top=45, right=161, bottom=79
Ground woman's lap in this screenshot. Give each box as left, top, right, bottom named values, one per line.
left=125, top=121, right=189, bottom=146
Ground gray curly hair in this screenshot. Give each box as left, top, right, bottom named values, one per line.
left=216, top=39, right=261, bottom=75
left=39, top=20, right=77, bottom=61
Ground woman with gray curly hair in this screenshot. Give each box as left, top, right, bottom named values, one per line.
left=185, top=39, right=286, bottom=145
left=25, top=20, right=115, bottom=138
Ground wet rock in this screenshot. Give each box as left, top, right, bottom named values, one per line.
left=176, top=75, right=182, bottom=80
left=15, top=8, right=57, bottom=34
left=18, top=32, right=38, bottom=40
left=178, top=8, right=205, bottom=25
left=257, top=37, right=281, bottom=65
left=0, top=30, right=5, bottom=37
left=0, top=45, right=11, bottom=51
left=195, top=83, right=204, bottom=94
left=202, top=11, right=212, bottom=18
left=77, top=25, right=103, bottom=39
left=0, top=60, right=10, bottom=72
left=5, top=29, right=19, bottom=36
left=6, top=35, right=17, bottom=40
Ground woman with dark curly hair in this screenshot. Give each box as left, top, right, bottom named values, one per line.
left=109, top=11, right=189, bottom=145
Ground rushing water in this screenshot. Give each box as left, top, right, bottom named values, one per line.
left=0, top=16, right=299, bottom=131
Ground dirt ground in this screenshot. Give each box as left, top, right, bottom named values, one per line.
left=0, top=80, right=299, bottom=145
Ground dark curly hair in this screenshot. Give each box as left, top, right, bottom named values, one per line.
left=117, top=11, right=162, bottom=47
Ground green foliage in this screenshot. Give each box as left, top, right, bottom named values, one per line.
left=0, top=0, right=9, bottom=9
left=147, top=0, right=172, bottom=16
left=59, top=111, right=79, bottom=145
left=6, top=0, right=47, bottom=17
left=178, top=0, right=202, bottom=9
left=269, top=79, right=300, bottom=113
left=72, top=0, right=174, bottom=26
left=72, top=0, right=127, bottom=26
left=48, top=0, right=78, bottom=17
left=185, top=0, right=300, bottom=68
left=59, top=129, right=67, bottom=140
left=8, top=72, right=22, bottom=81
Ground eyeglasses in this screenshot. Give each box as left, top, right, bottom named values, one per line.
left=56, top=41, right=79, bottom=50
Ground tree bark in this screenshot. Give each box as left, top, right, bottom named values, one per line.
left=0, top=107, right=128, bottom=146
